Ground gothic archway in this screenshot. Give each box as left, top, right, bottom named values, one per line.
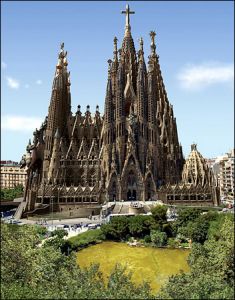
left=108, top=173, right=119, bottom=201
left=127, top=170, right=137, bottom=201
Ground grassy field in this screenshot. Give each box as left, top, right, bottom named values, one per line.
left=77, top=241, right=190, bottom=293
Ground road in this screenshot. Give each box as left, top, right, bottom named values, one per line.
left=20, top=215, right=102, bottom=226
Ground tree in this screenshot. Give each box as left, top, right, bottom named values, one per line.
left=177, top=217, right=209, bottom=244
left=1, top=185, right=24, bottom=201
left=150, top=205, right=167, bottom=227
left=157, top=215, right=234, bottom=299
left=207, top=213, right=233, bottom=241
left=175, top=207, right=201, bottom=228
left=177, top=211, right=220, bottom=244
left=100, top=216, right=129, bottom=240
left=43, top=229, right=68, bottom=249
left=1, top=223, right=153, bottom=299
left=128, top=215, right=151, bottom=237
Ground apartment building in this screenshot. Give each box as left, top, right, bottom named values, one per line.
left=206, top=150, right=234, bottom=200
left=0, top=161, right=27, bottom=189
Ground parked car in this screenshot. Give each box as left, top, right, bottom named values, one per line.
left=88, top=224, right=97, bottom=230
left=83, top=223, right=90, bottom=228
left=8, top=219, right=22, bottom=225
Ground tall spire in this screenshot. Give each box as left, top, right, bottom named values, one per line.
left=104, top=59, right=113, bottom=124
left=137, top=37, right=147, bottom=121
left=121, top=4, right=135, bottom=37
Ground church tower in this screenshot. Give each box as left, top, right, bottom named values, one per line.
left=102, top=4, right=184, bottom=202
left=43, top=43, right=72, bottom=180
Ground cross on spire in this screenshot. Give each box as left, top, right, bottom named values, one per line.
left=121, top=4, right=135, bottom=33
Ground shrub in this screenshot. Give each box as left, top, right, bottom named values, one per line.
left=34, top=225, right=48, bottom=237
left=162, top=223, right=173, bottom=237
left=167, top=238, right=179, bottom=248
left=51, top=228, right=68, bottom=239
left=68, top=229, right=105, bottom=251
left=150, top=230, right=167, bottom=247
left=144, top=235, right=151, bottom=243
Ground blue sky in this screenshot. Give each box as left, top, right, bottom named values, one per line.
left=1, top=1, right=234, bottom=162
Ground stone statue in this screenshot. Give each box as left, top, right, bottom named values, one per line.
left=19, top=154, right=27, bottom=169
left=127, top=104, right=137, bottom=145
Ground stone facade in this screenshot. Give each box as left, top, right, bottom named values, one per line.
left=20, top=5, right=218, bottom=215
left=158, top=144, right=220, bottom=206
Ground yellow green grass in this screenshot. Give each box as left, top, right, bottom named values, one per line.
left=77, top=241, right=190, bottom=293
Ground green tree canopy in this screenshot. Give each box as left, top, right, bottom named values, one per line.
left=158, top=215, right=234, bottom=299
left=150, top=205, right=167, bottom=226
left=1, top=223, right=153, bottom=299
left=1, top=185, right=24, bottom=201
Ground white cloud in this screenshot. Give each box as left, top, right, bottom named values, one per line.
left=6, top=76, right=20, bottom=89
left=2, top=115, right=43, bottom=132
left=177, top=63, right=234, bottom=90
left=36, top=79, right=42, bottom=85
left=1, top=61, right=7, bottom=69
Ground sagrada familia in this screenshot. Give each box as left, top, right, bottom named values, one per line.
left=20, top=5, right=219, bottom=217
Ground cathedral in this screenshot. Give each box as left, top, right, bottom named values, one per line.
left=20, top=5, right=219, bottom=217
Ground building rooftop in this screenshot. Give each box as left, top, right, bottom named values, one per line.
left=1, top=160, right=20, bottom=167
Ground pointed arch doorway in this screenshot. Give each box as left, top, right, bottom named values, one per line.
left=127, top=170, right=137, bottom=201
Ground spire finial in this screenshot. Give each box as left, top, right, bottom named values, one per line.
left=138, top=37, right=144, bottom=54
left=108, top=58, right=112, bottom=69
left=139, top=37, right=143, bottom=51
left=149, top=31, right=156, bottom=55
left=57, top=42, right=66, bottom=71
left=114, top=36, right=118, bottom=48
left=113, top=37, right=118, bottom=61
left=59, top=42, right=66, bottom=59
left=121, top=4, right=135, bottom=35
left=76, top=105, right=81, bottom=115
